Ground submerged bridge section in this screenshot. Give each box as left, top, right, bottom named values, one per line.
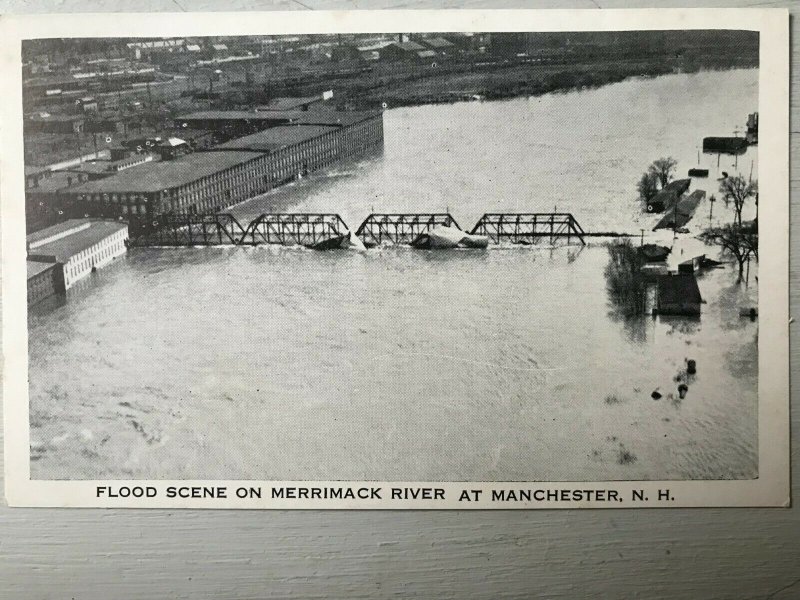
left=470, top=213, right=586, bottom=245
left=240, top=213, right=349, bottom=246
left=355, top=213, right=460, bottom=246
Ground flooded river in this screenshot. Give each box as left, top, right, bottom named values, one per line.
left=29, top=68, right=759, bottom=481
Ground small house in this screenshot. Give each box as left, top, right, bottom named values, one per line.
left=657, top=273, right=702, bottom=316
left=158, top=137, right=191, bottom=160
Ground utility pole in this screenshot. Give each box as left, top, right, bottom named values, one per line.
left=755, top=193, right=758, bottom=223
left=746, top=254, right=751, bottom=286
left=708, top=194, right=716, bottom=224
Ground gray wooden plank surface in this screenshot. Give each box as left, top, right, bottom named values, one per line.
left=1, top=1, right=798, bottom=598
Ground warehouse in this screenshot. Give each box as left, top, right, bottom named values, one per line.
left=49, top=109, right=383, bottom=233
left=27, top=219, right=129, bottom=289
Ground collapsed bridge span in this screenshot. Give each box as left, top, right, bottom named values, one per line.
left=355, top=213, right=460, bottom=246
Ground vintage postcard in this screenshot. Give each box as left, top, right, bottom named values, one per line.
left=1, top=9, right=789, bottom=508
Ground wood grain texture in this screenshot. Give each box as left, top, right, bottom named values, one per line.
left=1, top=1, right=798, bottom=598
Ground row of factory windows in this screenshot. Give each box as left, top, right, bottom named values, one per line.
left=64, top=230, right=127, bottom=285
left=164, top=119, right=383, bottom=213
left=28, top=268, right=58, bottom=304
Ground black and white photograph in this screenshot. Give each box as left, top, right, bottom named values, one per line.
left=1, top=9, right=789, bottom=508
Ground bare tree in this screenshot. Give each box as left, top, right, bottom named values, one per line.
left=700, top=223, right=757, bottom=283
left=648, top=157, right=678, bottom=188
left=719, top=175, right=758, bottom=227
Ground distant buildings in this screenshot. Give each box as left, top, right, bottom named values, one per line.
left=421, top=37, right=456, bottom=55
left=380, top=41, right=432, bottom=61
left=33, top=108, right=383, bottom=235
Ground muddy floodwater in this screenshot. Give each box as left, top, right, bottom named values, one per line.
left=29, top=68, right=759, bottom=481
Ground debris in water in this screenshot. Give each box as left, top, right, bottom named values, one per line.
left=617, top=444, right=637, bottom=465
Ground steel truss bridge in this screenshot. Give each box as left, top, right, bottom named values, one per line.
left=129, top=212, right=585, bottom=247
left=470, top=213, right=586, bottom=245
left=354, top=213, right=460, bottom=246
left=240, top=213, right=350, bottom=246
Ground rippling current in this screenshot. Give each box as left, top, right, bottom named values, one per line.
left=29, top=69, right=759, bottom=481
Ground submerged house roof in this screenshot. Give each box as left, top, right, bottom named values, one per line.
left=657, top=273, right=703, bottom=306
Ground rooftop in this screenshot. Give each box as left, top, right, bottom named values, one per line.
left=27, top=219, right=128, bottom=262
left=27, top=259, right=58, bottom=280
left=27, top=219, right=92, bottom=246
left=394, top=41, right=427, bottom=52
left=66, top=150, right=261, bottom=194
left=59, top=154, right=156, bottom=175
left=177, top=109, right=380, bottom=128
left=257, top=96, right=323, bottom=111
left=28, top=171, right=86, bottom=193
left=657, top=273, right=703, bottom=305
left=213, top=125, right=338, bottom=152
left=176, top=110, right=299, bottom=124
left=160, top=137, right=188, bottom=147
left=423, top=37, right=456, bottom=48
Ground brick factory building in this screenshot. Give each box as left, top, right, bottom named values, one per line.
left=27, top=219, right=129, bottom=290
left=26, top=260, right=65, bottom=307
left=36, top=109, right=383, bottom=235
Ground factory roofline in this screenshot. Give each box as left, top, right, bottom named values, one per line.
left=27, top=259, right=58, bottom=280
left=27, top=219, right=128, bottom=263
left=27, top=219, right=91, bottom=246
left=176, top=108, right=381, bottom=128
left=28, top=171, right=86, bottom=193
left=394, top=41, right=427, bottom=52
left=65, top=150, right=261, bottom=194
left=212, top=125, right=338, bottom=152
left=257, top=96, right=323, bottom=110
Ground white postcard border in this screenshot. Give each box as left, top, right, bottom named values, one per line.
left=1, top=8, right=790, bottom=509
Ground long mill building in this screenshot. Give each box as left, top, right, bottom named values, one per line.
left=30, top=108, right=384, bottom=235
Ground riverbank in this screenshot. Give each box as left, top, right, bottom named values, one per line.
left=351, top=58, right=757, bottom=109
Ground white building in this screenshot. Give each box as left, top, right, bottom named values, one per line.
left=27, top=219, right=129, bottom=289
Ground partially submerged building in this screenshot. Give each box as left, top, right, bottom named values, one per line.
left=656, top=273, right=703, bottom=316
left=646, top=178, right=691, bottom=213
left=27, top=219, right=129, bottom=290
left=27, top=259, right=65, bottom=307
